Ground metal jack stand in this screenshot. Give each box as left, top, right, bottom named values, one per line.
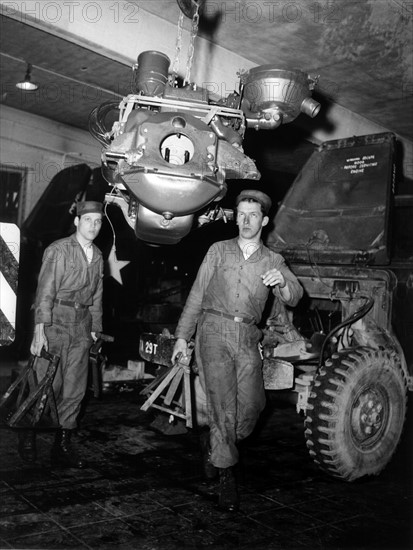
left=140, top=333, right=194, bottom=428
left=0, top=349, right=60, bottom=429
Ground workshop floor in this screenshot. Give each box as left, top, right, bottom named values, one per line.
left=0, top=381, right=412, bottom=550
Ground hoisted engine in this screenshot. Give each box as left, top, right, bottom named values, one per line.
left=89, top=50, right=320, bottom=244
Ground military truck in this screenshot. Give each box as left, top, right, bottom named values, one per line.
left=140, top=131, right=412, bottom=482
left=262, top=131, right=413, bottom=481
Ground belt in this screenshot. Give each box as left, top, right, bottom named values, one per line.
left=202, top=308, right=254, bottom=324
left=54, top=299, right=88, bottom=310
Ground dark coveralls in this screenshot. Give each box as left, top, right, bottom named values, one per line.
left=33, top=233, right=103, bottom=429
left=175, top=238, right=303, bottom=468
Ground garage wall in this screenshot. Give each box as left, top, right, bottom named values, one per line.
left=0, top=105, right=101, bottom=222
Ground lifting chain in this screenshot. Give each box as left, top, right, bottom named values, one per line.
left=172, top=0, right=200, bottom=87
left=171, top=10, right=184, bottom=86
left=184, top=1, right=200, bottom=86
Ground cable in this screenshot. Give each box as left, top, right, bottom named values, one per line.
left=104, top=186, right=118, bottom=253
left=306, top=246, right=334, bottom=291
left=318, top=296, right=374, bottom=368
left=314, top=306, right=323, bottom=333
left=88, top=102, right=120, bottom=147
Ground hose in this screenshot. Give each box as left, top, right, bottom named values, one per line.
left=88, top=101, right=120, bottom=147
left=318, top=296, right=374, bottom=367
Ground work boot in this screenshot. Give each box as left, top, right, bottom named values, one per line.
left=199, top=429, right=218, bottom=480
left=51, top=429, right=87, bottom=468
left=17, top=430, right=37, bottom=463
left=218, top=467, right=239, bottom=512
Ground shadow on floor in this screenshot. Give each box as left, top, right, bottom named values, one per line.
left=0, top=383, right=412, bottom=550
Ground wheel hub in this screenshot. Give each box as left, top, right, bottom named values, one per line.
left=351, top=388, right=387, bottom=446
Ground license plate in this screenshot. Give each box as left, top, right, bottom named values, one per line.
left=139, top=332, right=176, bottom=366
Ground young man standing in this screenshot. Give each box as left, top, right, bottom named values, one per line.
left=172, top=190, right=303, bottom=511
left=18, top=201, right=104, bottom=468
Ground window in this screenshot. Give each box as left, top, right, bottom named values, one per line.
left=0, top=166, right=26, bottom=226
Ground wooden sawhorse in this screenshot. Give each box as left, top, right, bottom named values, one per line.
left=140, top=336, right=194, bottom=428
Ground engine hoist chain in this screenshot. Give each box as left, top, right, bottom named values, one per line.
left=184, top=1, right=200, bottom=86
left=171, top=10, right=184, bottom=86
left=172, top=0, right=201, bottom=87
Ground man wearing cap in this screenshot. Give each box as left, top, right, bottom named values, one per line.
left=17, top=201, right=104, bottom=468
left=172, top=190, right=303, bottom=511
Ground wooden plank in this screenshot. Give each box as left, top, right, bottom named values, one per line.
left=140, top=364, right=180, bottom=411
left=163, top=368, right=183, bottom=406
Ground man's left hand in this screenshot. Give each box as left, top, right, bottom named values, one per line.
left=91, top=332, right=98, bottom=342
left=261, top=268, right=286, bottom=288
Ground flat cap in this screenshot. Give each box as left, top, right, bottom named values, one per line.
left=76, top=201, right=104, bottom=217
left=236, top=189, right=272, bottom=215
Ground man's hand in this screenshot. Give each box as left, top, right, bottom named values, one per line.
left=261, top=269, right=291, bottom=300
left=91, top=332, right=98, bottom=342
left=30, top=323, right=47, bottom=357
left=171, top=338, right=188, bottom=364
left=261, top=268, right=286, bottom=288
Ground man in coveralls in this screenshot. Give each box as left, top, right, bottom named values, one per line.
left=18, top=201, right=104, bottom=468
left=172, top=190, right=303, bottom=511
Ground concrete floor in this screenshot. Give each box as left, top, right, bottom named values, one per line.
left=0, top=378, right=412, bottom=550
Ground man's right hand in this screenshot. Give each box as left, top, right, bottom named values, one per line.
left=30, top=323, right=48, bottom=357
left=171, top=338, right=188, bottom=364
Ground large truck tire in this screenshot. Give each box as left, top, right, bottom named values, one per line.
left=304, top=347, right=408, bottom=481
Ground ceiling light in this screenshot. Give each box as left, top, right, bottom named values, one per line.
left=16, top=63, right=38, bottom=91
